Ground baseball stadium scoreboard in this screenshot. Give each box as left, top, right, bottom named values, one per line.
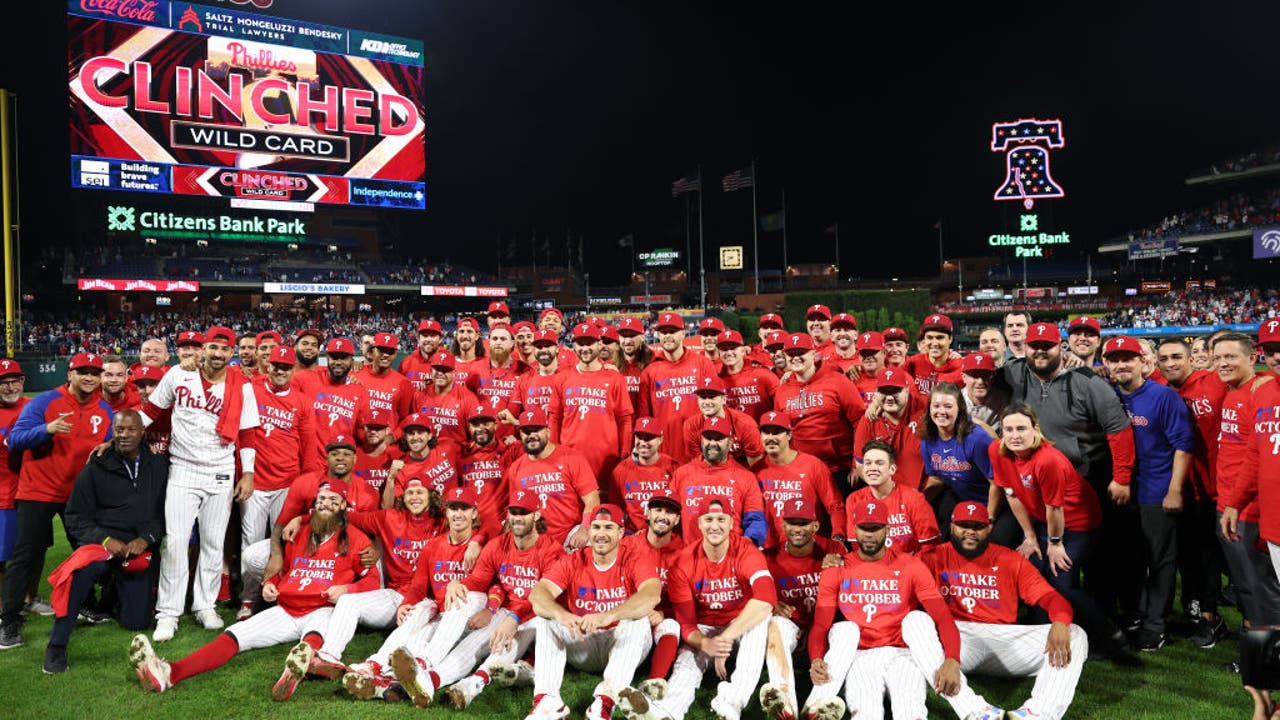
left=67, top=0, right=427, bottom=210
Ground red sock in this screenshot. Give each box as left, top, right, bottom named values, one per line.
left=475, top=669, right=491, bottom=686
left=302, top=632, right=323, bottom=651
left=170, top=633, right=238, bottom=684
left=429, top=670, right=441, bottom=688
left=648, top=634, right=678, bottom=679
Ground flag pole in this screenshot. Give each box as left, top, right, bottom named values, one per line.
left=751, top=159, right=759, bottom=294
left=781, top=188, right=788, bottom=280
left=833, top=221, right=840, bottom=270
left=698, top=164, right=705, bottom=309
left=684, top=193, right=692, bottom=282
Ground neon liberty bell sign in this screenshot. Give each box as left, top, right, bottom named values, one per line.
left=991, top=118, right=1065, bottom=209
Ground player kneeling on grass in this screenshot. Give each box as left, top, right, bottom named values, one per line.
left=804, top=500, right=1004, bottom=720
left=128, top=483, right=378, bottom=700
left=522, top=503, right=663, bottom=720
left=619, top=497, right=776, bottom=720
left=917, top=502, right=1087, bottom=720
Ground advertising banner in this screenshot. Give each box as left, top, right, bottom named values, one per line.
left=263, top=282, right=364, bottom=294
left=78, top=278, right=200, bottom=292
left=1128, top=239, right=1179, bottom=261
left=1253, top=227, right=1280, bottom=259
left=419, top=286, right=509, bottom=298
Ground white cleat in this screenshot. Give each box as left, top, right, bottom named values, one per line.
left=759, top=683, right=798, bottom=720
left=710, top=686, right=741, bottom=720
left=801, top=696, right=847, bottom=720
left=389, top=646, right=435, bottom=708
left=129, top=634, right=172, bottom=693
left=638, top=678, right=668, bottom=700
left=491, top=659, right=534, bottom=687
left=195, top=609, right=224, bottom=630
left=152, top=617, right=177, bottom=643
left=444, top=675, right=485, bottom=709
left=524, top=693, right=570, bottom=720
left=616, top=687, right=652, bottom=720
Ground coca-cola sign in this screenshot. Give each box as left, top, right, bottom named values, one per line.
left=78, top=278, right=201, bottom=292
left=79, top=0, right=162, bottom=23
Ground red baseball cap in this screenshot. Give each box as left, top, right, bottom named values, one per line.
left=830, top=313, right=857, bottom=329
left=1026, top=323, right=1062, bottom=345
left=698, top=317, right=726, bottom=336
left=369, top=332, right=396, bottom=350
left=69, top=352, right=104, bottom=371
left=1260, top=318, right=1280, bottom=345
left=255, top=330, right=283, bottom=345
left=700, top=415, right=732, bottom=437
left=268, top=346, right=296, bottom=366
left=397, top=414, right=433, bottom=434
left=511, top=321, right=537, bottom=336
left=359, top=406, right=390, bottom=428
left=857, top=331, right=885, bottom=352
left=325, top=435, right=358, bottom=453
left=716, top=330, right=745, bottom=349
left=851, top=499, right=890, bottom=526
left=952, top=501, right=991, bottom=525
left=695, top=375, right=727, bottom=396
left=467, top=403, right=497, bottom=422
left=764, top=330, right=786, bottom=351
left=176, top=330, right=205, bottom=347
left=131, top=365, right=164, bottom=385
left=920, top=314, right=953, bottom=334
left=205, top=326, right=236, bottom=345
left=534, top=329, right=562, bottom=347
left=1102, top=336, right=1141, bottom=358
left=758, top=411, right=792, bottom=432
left=806, top=304, right=832, bottom=320
left=325, top=337, right=356, bottom=355
left=633, top=416, right=663, bottom=437
left=315, top=481, right=348, bottom=503
left=1068, top=316, right=1101, bottom=334
left=617, top=318, right=645, bottom=336
left=488, top=301, right=511, bottom=317
left=583, top=503, right=626, bottom=528
left=876, top=367, right=909, bottom=390
left=508, top=489, right=540, bottom=512
left=417, top=319, right=443, bottom=335
left=457, top=318, right=479, bottom=332
left=781, top=498, right=818, bottom=522
left=0, top=359, right=23, bottom=378
left=694, top=495, right=732, bottom=518
left=295, top=328, right=324, bottom=343
left=121, top=551, right=153, bottom=575
left=518, top=407, right=549, bottom=429
left=646, top=487, right=681, bottom=511
left=430, top=351, right=456, bottom=370
left=571, top=322, right=601, bottom=341
left=758, top=313, right=784, bottom=329
left=539, top=307, right=564, bottom=322
left=600, top=326, right=620, bottom=343
left=882, top=327, right=908, bottom=343
left=784, top=333, right=815, bottom=352
left=961, top=352, right=995, bottom=375
left=443, top=485, right=479, bottom=508
left=654, top=312, right=684, bottom=331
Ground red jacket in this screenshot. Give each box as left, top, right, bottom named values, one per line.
left=9, top=386, right=114, bottom=503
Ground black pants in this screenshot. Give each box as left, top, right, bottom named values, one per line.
left=1084, top=481, right=1143, bottom=623
left=1175, top=496, right=1222, bottom=616
left=1031, top=523, right=1109, bottom=644
left=1138, top=504, right=1178, bottom=634
left=48, top=560, right=156, bottom=648
left=0, top=500, right=72, bottom=627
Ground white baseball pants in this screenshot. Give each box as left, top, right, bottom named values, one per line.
left=239, top=489, right=288, bottom=602
left=318, top=587, right=404, bottom=661
left=803, top=621, right=861, bottom=709
left=948, top=619, right=1086, bottom=720
left=662, top=618, right=769, bottom=720
left=226, top=605, right=333, bottom=652
left=157, top=463, right=234, bottom=620
left=533, top=616, right=653, bottom=702
left=403, top=591, right=487, bottom=668
left=843, top=646, right=927, bottom=720
left=365, top=600, right=439, bottom=671
left=766, top=616, right=801, bottom=714
left=900, top=610, right=994, bottom=719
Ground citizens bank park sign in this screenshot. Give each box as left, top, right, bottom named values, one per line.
left=68, top=1, right=426, bottom=209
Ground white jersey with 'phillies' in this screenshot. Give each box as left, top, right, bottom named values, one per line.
left=146, top=367, right=259, bottom=469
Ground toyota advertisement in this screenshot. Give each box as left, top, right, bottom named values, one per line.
left=68, top=1, right=427, bottom=209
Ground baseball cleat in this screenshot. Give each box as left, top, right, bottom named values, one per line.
left=389, top=647, right=435, bottom=708
left=445, top=675, right=485, bottom=709
left=586, top=694, right=615, bottom=720
left=710, top=686, right=741, bottom=720
left=308, top=651, right=347, bottom=679
left=152, top=617, right=177, bottom=642
left=967, top=706, right=1005, bottom=720
left=271, top=641, right=311, bottom=701
left=195, top=609, right=224, bottom=630
left=235, top=602, right=255, bottom=621
left=759, top=683, right=797, bottom=720
left=801, top=696, right=846, bottom=720
left=342, top=670, right=393, bottom=701
left=130, top=634, right=172, bottom=693
left=616, top=686, right=651, bottom=720
left=638, top=678, right=668, bottom=701
left=524, top=693, right=570, bottom=720
left=1005, top=708, right=1040, bottom=719
left=492, top=659, right=535, bottom=686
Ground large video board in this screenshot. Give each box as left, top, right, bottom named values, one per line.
left=68, top=1, right=426, bottom=209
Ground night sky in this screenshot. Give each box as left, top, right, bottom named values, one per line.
left=6, top=2, right=1280, bottom=285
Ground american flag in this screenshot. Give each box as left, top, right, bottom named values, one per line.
left=721, top=166, right=754, bottom=192
left=671, top=171, right=701, bottom=197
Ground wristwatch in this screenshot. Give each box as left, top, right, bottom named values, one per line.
left=1048, top=536, right=1063, bottom=545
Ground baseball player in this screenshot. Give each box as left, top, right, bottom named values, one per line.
left=434, top=492, right=562, bottom=709
left=747, top=315, right=785, bottom=371
left=466, top=326, right=526, bottom=446
left=623, top=496, right=775, bottom=720
left=239, top=346, right=321, bottom=617
left=512, top=321, right=540, bottom=367
left=0, top=353, right=113, bottom=650
left=451, top=318, right=487, bottom=387
left=236, top=335, right=259, bottom=378
left=310, top=338, right=369, bottom=465
left=0, top=359, right=29, bottom=605
left=547, top=322, right=634, bottom=480
left=882, top=327, right=911, bottom=369
left=804, top=305, right=835, bottom=359
left=677, top=375, right=763, bottom=466
left=400, top=319, right=447, bottom=392
left=507, top=329, right=569, bottom=420
left=844, top=331, right=884, bottom=400
left=754, top=411, right=846, bottom=547
left=611, top=417, right=680, bottom=533
left=697, top=317, right=726, bottom=367
left=637, top=312, right=718, bottom=446
left=1222, top=322, right=1280, bottom=577
left=291, top=328, right=325, bottom=375
left=905, top=314, right=964, bottom=396
left=350, top=407, right=397, bottom=512
left=254, top=331, right=282, bottom=376
left=823, top=313, right=860, bottom=375
left=519, top=504, right=662, bottom=720
left=763, top=331, right=788, bottom=378
left=854, top=368, right=927, bottom=491
left=99, top=355, right=139, bottom=412
left=918, top=502, right=1087, bottom=720
left=138, top=327, right=259, bottom=642
left=670, top=416, right=766, bottom=547
left=355, top=332, right=417, bottom=425
left=615, top=318, right=654, bottom=411
left=458, top=403, right=516, bottom=538
left=805, top=500, right=1001, bottom=720
left=386, top=413, right=460, bottom=501
left=599, top=325, right=622, bottom=366
left=848, top=440, right=939, bottom=554
left=129, top=483, right=378, bottom=699
left=716, top=330, right=779, bottom=421
left=137, top=338, right=170, bottom=368
left=618, top=488, right=686, bottom=703
left=132, top=363, right=170, bottom=455
left=487, top=301, right=512, bottom=330
left=413, top=351, right=481, bottom=447
left=505, top=407, right=599, bottom=548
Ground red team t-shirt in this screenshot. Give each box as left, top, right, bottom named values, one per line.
left=401, top=531, right=479, bottom=606
left=414, top=384, right=481, bottom=446
left=509, top=368, right=563, bottom=417
left=347, top=507, right=439, bottom=593
left=764, top=536, right=843, bottom=627
left=542, top=543, right=660, bottom=624
left=548, top=366, right=634, bottom=479
left=853, top=405, right=927, bottom=491
left=610, top=455, right=680, bottom=532
left=721, top=366, right=780, bottom=421
left=669, top=458, right=765, bottom=545
left=637, top=350, right=717, bottom=445
left=810, top=550, right=946, bottom=656
left=678, top=408, right=764, bottom=465
left=1216, top=378, right=1274, bottom=521
left=1227, top=378, right=1280, bottom=541
left=505, top=445, right=599, bottom=543
left=463, top=532, right=563, bottom=622
left=311, top=377, right=368, bottom=464
left=395, top=442, right=461, bottom=496
left=0, top=398, right=30, bottom=508
left=268, top=522, right=378, bottom=617
left=754, top=451, right=846, bottom=547
left=922, top=541, right=1070, bottom=625
left=353, top=367, right=416, bottom=426
left=904, top=354, right=964, bottom=397
left=1172, top=369, right=1227, bottom=501
left=989, top=443, right=1102, bottom=531
left=847, top=483, right=939, bottom=554
left=773, top=365, right=867, bottom=474
left=668, top=534, right=777, bottom=632
left=250, top=379, right=320, bottom=491
left=351, top=447, right=397, bottom=511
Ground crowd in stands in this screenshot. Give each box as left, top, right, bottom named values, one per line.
left=360, top=259, right=497, bottom=285
left=1199, top=144, right=1280, bottom=176
left=1120, top=186, right=1280, bottom=242
left=1102, top=287, right=1280, bottom=328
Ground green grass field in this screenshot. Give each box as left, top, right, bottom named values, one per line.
left=0, top=523, right=1255, bottom=720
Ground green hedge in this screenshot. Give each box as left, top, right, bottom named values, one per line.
left=779, top=289, right=931, bottom=337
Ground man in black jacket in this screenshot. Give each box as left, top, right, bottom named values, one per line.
left=43, top=410, right=167, bottom=673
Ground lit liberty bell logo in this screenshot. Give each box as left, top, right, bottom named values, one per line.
left=991, top=119, right=1065, bottom=209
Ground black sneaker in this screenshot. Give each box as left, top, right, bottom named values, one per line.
left=0, top=623, right=23, bottom=650
left=1134, top=629, right=1166, bottom=652
left=42, top=645, right=68, bottom=674
left=78, top=608, right=110, bottom=625
left=1191, top=615, right=1228, bottom=649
